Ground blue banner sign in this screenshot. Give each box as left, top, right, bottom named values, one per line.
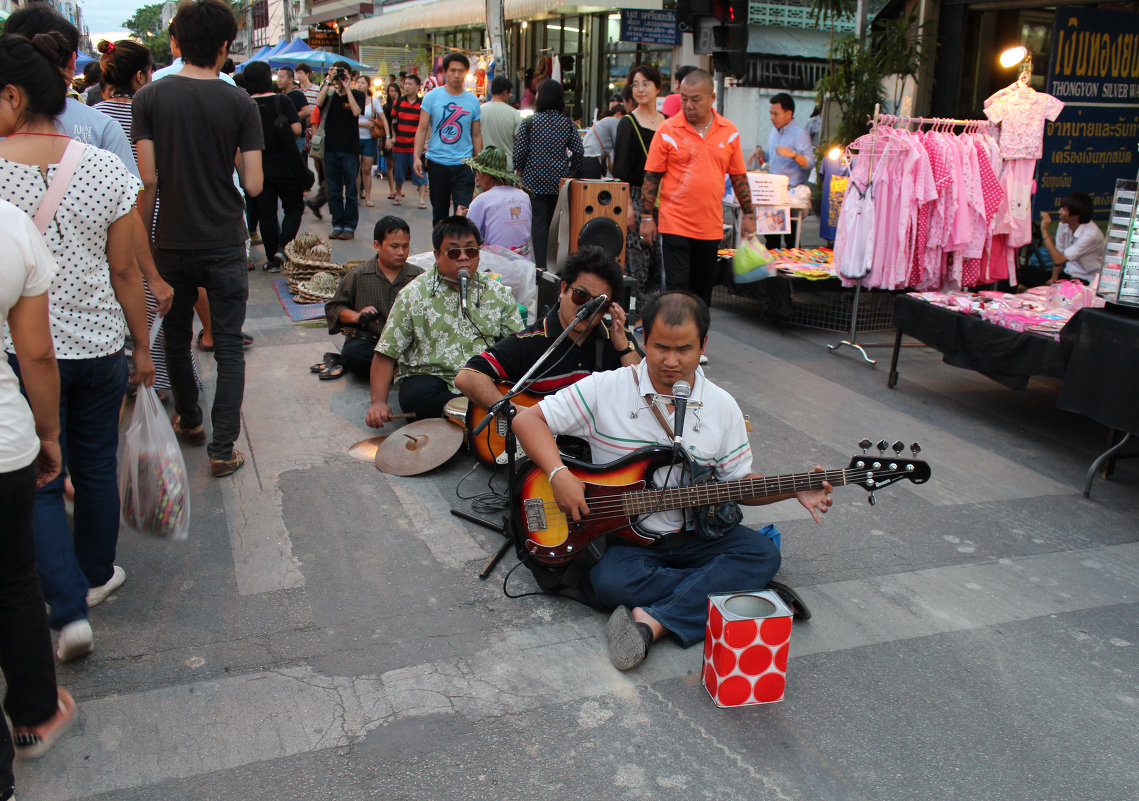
left=620, top=9, right=681, bottom=47
left=1040, top=7, right=1139, bottom=216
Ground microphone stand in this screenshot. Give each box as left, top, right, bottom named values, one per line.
left=452, top=300, right=607, bottom=580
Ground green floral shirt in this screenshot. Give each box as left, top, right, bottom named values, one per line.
left=375, top=267, right=524, bottom=390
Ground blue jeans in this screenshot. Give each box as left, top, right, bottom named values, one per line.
left=156, top=245, right=248, bottom=460
left=393, top=151, right=427, bottom=187
left=325, top=150, right=360, bottom=231
left=590, top=525, right=781, bottom=647
left=7, top=350, right=129, bottom=629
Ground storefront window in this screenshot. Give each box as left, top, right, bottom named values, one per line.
left=604, top=14, right=673, bottom=107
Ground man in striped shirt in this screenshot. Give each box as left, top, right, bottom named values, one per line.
left=514, top=292, right=833, bottom=670
left=391, top=74, right=428, bottom=209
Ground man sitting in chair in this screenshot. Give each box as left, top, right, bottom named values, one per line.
left=366, top=216, right=523, bottom=426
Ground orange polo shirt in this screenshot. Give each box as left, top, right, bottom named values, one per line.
left=644, top=111, right=746, bottom=241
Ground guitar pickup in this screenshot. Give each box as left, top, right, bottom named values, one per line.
left=497, top=417, right=508, bottom=437
left=523, top=498, right=547, bottom=531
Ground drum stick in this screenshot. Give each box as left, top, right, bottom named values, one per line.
left=391, top=412, right=417, bottom=420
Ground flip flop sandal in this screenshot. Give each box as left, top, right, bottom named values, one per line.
left=319, top=361, right=346, bottom=380
left=392, top=197, right=402, bottom=205
left=418, top=202, right=427, bottom=209
left=366, top=200, right=376, bottom=207
left=242, top=332, right=254, bottom=348
left=310, top=352, right=339, bottom=373
left=196, top=331, right=214, bottom=352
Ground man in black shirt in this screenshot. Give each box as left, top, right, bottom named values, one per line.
left=276, top=66, right=310, bottom=150
left=314, top=59, right=364, bottom=240
left=456, top=246, right=640, bottom=410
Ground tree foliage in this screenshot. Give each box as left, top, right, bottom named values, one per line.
left=814, top=12, right=932, bottom=146
left=121, top=3, right=171, bottom=64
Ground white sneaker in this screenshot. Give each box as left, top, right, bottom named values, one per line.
left=86, top=565, right=126, bottom=608
left=56, top=619, right=93, bottom=662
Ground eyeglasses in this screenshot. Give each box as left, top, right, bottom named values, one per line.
left=630, top=81, right=655, bottom=90
left=569, top=286, right=610, bottom=310
left=444, top=247, right=480, bottom=260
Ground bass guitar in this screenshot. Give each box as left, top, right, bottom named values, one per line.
left=513, top=442, right=930, bottom=565
left=466, top=383, right=542, bottom=466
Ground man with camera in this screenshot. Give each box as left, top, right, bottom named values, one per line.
left=315, top=61, right=365, bottom=240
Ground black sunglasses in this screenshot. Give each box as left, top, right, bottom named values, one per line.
left=444, top=247, right=480, bottom=260
left=569, top=286, right=611, bottom=310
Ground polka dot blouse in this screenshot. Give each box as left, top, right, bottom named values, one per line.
left=1, top=147, right=140, bottom=359
left=512, top=111, right=584, bottom=196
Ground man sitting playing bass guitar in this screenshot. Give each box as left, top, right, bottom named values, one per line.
left=513, top=291, right=834, bottom=671
left=455, top=246, right=641, bottom=415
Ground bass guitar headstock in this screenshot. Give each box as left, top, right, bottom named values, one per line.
left=847, top=440, right=931, bottom=505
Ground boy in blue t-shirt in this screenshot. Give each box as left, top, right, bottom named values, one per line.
left=413, top=52, right=483, bottom=224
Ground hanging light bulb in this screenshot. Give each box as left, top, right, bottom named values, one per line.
left=999, top=45, right=1028, bottom=69
left=827, top=146, right=843, bottom=161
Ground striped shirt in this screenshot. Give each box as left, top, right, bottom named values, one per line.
left=539, top=361, right=752, bottom=535
left=392, top=95, right=421, bottom=154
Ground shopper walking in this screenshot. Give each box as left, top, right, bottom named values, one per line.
left=513, top=79, right=582, bottom=269
left=391, top=73, right=427, bottom=209
left=0, top=197, right=76, bottom=794
left=244, top=60, right=303, bottom=271
left=0, top=31, right=155, bottom=660
left=414, top=51, right=482, bottom=224
left=381, top=81, right=401, bottom=199
left=133, top=0, right=263, bottom=478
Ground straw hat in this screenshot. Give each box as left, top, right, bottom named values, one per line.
left=295, top=271, right=340, bottom=304
left=463, top=146, right=519, bottom=185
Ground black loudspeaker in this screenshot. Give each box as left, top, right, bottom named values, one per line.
left=569, top=179, right=629, bottom=267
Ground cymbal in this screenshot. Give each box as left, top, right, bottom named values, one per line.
left=348, top=435, right=390, bottom=463
left=374, top=418, right=464, bottom=476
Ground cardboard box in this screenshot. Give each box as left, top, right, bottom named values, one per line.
left=702, top=590, right=793, bottom=707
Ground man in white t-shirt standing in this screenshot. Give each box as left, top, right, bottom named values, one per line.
left=478, top=76, right=520, bottom=170
left=513, top=292, right=833, bottom=671
left=1040, top=191, right=1106, bottom=285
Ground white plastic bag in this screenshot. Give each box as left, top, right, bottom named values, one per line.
left=119, top=318, right=190, bottom=540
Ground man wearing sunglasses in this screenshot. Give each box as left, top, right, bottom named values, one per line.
left=366, top=216, right=523, bottom=427
left=456, top=246, right=640, bottom=414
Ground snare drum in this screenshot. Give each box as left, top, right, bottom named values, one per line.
left=443, top=396, right=470, bottom=445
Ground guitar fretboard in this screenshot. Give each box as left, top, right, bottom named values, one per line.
left=622, top=468, right=868, bottom=517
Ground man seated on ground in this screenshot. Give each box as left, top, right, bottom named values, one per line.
left=456, top=245, right=640, bottom=412
left=513, top=292, right=834, bottom=671
left=1040, top=191, right=1105, bottom=286
left=320, top=216, right=421, bottom=379
left=458, top=146, right=533, bottom=257
left=366, top=216, right=524, bottom=426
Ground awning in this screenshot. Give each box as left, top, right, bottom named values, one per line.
left=746, top=25, right=836, bottom=59
left=302, top=2, right=374, bottom=26
left=344, top=0, right=661, bottom=42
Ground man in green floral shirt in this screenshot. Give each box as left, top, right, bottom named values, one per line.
left=366, top=216, right=524, bottom=426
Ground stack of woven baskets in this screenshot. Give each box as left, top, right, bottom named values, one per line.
left=283, top=233, right=345, bottom=302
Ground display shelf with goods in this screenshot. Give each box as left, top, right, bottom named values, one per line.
left=1097, top=175, right=1139, bottom=309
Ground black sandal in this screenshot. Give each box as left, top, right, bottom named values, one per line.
left=766, top=580, right=812, bottom=621
left=310, top=352, right=340, bottom=373
left=318, top=361, right=346, bottom=380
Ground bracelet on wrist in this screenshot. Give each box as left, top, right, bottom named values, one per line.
left=548, top=465, right=569, bottom=483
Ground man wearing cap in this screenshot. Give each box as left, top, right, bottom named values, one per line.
left=458, top=146, right=532, bottom=256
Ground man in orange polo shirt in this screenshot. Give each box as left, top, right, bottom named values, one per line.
left=640, top=69, right=755, bottom=306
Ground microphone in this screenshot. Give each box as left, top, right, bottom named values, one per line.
left=671, top=380, right=691, bottom=445
left=574, top=293, right=609, bottom=321
left=457, top=268, right=470, bottom=315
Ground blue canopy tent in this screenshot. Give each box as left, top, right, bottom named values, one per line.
left=235, top=40, right=289, bottom=71
left=268, top=38, right=314, bottom=68
left=273, top=50, right=372, bottom=72
left=75, top=51, right=95, bottom=69
left=245, top=44, right=272, bottom=63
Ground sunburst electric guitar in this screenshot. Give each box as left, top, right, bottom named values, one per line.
left=466, top=383, right=543, bottom=466
left=513, top=442, right=931, bottom=565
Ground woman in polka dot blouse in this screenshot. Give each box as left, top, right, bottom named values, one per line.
left=512, top=79, right=583, bottom=269
left=0, top=32, right=154, bottom=662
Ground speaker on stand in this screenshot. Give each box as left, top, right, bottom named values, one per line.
left=569, top=179, right=629, bottom=267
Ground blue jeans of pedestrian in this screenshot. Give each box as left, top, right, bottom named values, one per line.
left=590, top=525, right=782, bottom=647
left=7, top=350, right=129, bottom=630
left=325, top=150, right=360, bottom=232
left=156, top=245, right=248, bottom=461
left=0, top=462, right=59, bottom=796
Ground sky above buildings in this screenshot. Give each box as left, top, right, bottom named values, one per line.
left=83, top=0, right=139, bottom=35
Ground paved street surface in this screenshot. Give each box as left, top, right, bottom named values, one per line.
left=14, top=197, right=1138, bottom=801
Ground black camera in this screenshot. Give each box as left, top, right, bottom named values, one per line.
left=330, top=67, right=348, bottom=82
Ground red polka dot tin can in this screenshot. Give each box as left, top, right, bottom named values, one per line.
left=702, top=590, right=793, bottom=708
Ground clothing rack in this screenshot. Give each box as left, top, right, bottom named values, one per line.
left=827, top=105, right=990, bottom=367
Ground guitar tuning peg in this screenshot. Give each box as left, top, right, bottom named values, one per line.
left=892, top=440, right=904, bottom=456
left=876, top=440, right=888, bottom=454
left=859, top=438, right=872, bottom=454
left=910, top=442, right=921, bottom=457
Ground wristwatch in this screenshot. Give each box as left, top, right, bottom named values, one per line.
left=616, top=343, right=635, bottom=356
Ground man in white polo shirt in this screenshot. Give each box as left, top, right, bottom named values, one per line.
left=1040, top=192, right=1106, bottom=285
left=513, top=292, right=834, bottom=671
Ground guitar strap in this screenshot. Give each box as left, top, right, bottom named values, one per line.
left=631, top=370, right=675, bottom=440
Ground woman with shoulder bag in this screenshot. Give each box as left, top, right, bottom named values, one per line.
left=356, top=76, right=387, bottom=207
left=513, top=79, right=583, bottom=270
left=381, top=82, right=400, bottom=200
left=612, top=64, right=666, bottom=310
left=0, top=32, right=155, bottom=663
left=244, top=61, right=303, bottom=271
